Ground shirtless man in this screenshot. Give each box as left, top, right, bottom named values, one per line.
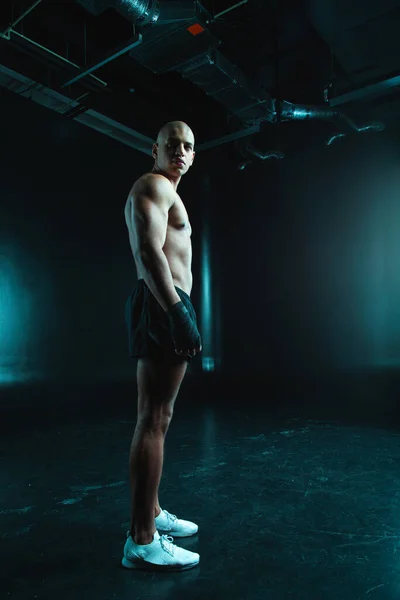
left=122, top=121, right=202, bottom=572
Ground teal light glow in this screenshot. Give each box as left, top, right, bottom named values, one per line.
left=0, top=247, right=46, bottom=384
left=311, top=159, right=400, bottom=371
left=0, top=251, right=25, bottom=383
left=200, top=220, right=215, bottom=372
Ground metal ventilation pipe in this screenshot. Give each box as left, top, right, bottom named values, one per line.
left=76, top=0, right=160, bottom=27
left=325, top=133, right=347, bottom=147
left=277, top=100, right=385, bottom=145
left=116, top=0, right=159, bottom=25
left=237, top=143, right=285, bottom=170
left=337, top=113, right=385, bottom=134
left=232, top=97, right=385, bottom=167
left=279, top=102, right=336, bottom=122
left=76, top=0, right=202, bottom=26
left=325, top=118, right=385, bottom=147
left=246, top=144, right=285, bottom=161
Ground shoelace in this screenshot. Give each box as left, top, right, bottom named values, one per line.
left=160, top=535, right=176, bottom=555
left=126, top=511, right=179, bottom=556
left=162, top=510, right=178, bottom=527
left=126, top=531, right=176, bottom=556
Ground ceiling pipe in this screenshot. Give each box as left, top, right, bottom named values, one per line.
left=75, top=0, right=205, bottom=27
left=237, top=151, right=285, bottom=170
left=62, top=34, right=142, bottom=87
left=0, top=58, right=387, bottom=160
left=0, top=29, right=107, bottom=89
left=0, top=0, right=387, bottom=160
left=326, top=133, right=346, bottom=147
left=208, top=0, right=248, bottom=22
left=329, top=73, right=400, bottom=107
left=245, top=144, right=285, bottom=161
left=337, top=113, right=385, bottom=134
left=200, top=99, right=386, bottom=154
left=277, top=100, right=385, bottom=146
left=236, top=140, right=285, bottom=170
left=278, top=100, right=385, bottom=134
left=238, top=160, right=252, bottom=171
left=324, top=117, right=385, bottom=147
left=68, top=0, right=387, bottom=157
left=75, top=0, right=160, bottom=27
left=71, top=0, right=386, bottom=153
left=2, top=0, right=43, bottom=39
left=112, top=0, right=160, bottom=25
left=0, top=63, right=154, bottom=153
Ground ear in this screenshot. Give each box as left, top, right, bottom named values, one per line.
left=152, top=143, right=158, bottom=159
left=191, top=151, right=196, bottom=164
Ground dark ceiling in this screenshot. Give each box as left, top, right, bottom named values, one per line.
left=1, top=0, right=400, bottom=162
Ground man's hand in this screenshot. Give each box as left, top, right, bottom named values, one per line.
left=167, top=301, right=202, bottom=357
left=175, top=344, right=202, bottom=357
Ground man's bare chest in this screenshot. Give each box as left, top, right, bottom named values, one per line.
left=168, top=197, right=192, bottom=236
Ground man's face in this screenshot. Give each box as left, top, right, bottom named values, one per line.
left=153, top=128, right=195, bottom=176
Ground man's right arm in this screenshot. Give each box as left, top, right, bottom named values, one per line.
left=129, top=175, right=182, bottom=313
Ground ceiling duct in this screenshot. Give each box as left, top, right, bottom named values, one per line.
left=199, top=97, right=385, bottom=155
left=127, top=20, right=268, bottom=120
left=1, top=0, right=386, bottom=163
left=116, top=3, right=381, bottom=141
left=127, top=12, right=221, bottom=75
left=75, top=0, right=203, bottom=28
left=74, top=0, right=268, bottom=119
left=176, top=49, right=269, bottom=120
left=276, top=100, right=385, bottom=146
left=75, top=0, right=160, bottom=28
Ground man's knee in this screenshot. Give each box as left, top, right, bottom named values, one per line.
left=137, top=412, right=173, bottom=436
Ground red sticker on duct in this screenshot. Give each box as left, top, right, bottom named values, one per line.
left=187, top=23, right=205, bottom=36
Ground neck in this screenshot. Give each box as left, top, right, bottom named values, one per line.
left=152, top=166, right=181, bottom=191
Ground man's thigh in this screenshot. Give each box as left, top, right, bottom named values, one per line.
left=136, top=357, right=188, bottom=417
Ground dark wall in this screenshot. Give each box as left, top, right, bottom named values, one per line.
left=0, top=89, right=160, bottom=384
left=208, top=130, right=400, bottom=377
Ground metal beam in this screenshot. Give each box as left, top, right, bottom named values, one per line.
left=196, top=124, right=260, bottom=151
left=2, top=29, right=107, bottom=88
left=2, top=0, right=43, bottom=38
left=213, top=0, right=248, bottom=20
left=62, top=34, right=142, bottom=88
left=0, top=63, right=154, bottom=155
left=330, top=74, right=400, bottom=107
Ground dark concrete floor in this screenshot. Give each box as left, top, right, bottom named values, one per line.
left=2, top=373, right=400, bottom=599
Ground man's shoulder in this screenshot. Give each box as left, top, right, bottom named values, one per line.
left=130, top=173, right=176, bottom=212
left=132, top=172, right=173, bottom=195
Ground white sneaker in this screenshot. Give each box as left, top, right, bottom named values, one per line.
left=122, top=530, right=200, bottom=572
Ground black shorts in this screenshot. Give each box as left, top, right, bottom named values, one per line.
left=125, top=279, right=198, bottom=364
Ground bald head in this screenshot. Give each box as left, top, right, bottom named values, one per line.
left=156, top=121, right=195, bottom=146
left=152, top=120, right=196, bottom=181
